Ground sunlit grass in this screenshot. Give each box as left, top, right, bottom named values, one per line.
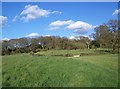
left=2, top=50, right=118, bottom=87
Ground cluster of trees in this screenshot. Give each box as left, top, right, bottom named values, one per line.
left=92, top=20, right=119, bottom=53
left=1, top=36, right=91, bottom=55
left=1, top=19, right=119, bottom=56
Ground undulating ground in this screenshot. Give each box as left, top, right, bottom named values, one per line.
left=2, top=49, right=118, bottom=87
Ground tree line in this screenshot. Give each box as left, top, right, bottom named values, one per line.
left=1, top=19, right=120, bottom=56
left=1, top=36, right=91, bottom=55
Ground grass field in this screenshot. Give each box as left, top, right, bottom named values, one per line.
left=2, top=49, right=118, bottom=87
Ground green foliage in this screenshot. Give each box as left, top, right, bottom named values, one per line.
left=90, top=40, right=100, bottom=49
left=2, top=36, right=90, bottom=56
left=94, top=20, right=119, bottom=53
left=29, top=51, right=35, bottom=56
left=2, top=19, right=120, bottom=55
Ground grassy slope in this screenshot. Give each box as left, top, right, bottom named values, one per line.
left=2, top=50, right=118, bottom=87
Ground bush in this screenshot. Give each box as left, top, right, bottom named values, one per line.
left=51, top=54, right=64, bottom=56
left=36, top=49, right=41, bottom=52
left=30, top=51, right=35, bottom=56
left=80, top=52, right=97, bottom=56
left=65, top=53, right=73, bottom=57
left=10, top=51, right=16, bottom=55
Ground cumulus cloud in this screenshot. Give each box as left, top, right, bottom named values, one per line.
left=69, top=36, right=75, bottom=40
left=0, top=16, right=8, bottom=28
left=19, top=4, right=61, bottom=22
left=26, top=33, right=39, bottom=37
left=49, top=27, right=60, bottom=30
left=69, top=35, right=94, bottom=40
left=69, top=36, right=80, bottom=40
left=49, top=20, right=73, bottom=30
left=44, top=35, right=51, bottom=37
left=2, top=38, right=10, bottom=41
left=12, top=15, right=19, bottom=22
left=49, top=20, right=73, bottom=27
left=52, top=11, right=62, bottom=14
left=66, top=21, right=95, bottom=34
left=49, top=20, right=95, bottom=34
left=112, top=9, right=120, bottom=15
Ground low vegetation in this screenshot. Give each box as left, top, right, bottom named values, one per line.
left=2, top=49, right=118, bottom=87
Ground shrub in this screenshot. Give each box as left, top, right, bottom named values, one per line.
left=65, top=53, right=73, bottom=57
left=30, top=51, right=35, bottom=56
left=10, top=51, right=16, bottom=55
left=51, top=54, right=64, bottom=56
left=80, top=52, right=97, bottom=56
left=36, top=49, right=41, bottom=52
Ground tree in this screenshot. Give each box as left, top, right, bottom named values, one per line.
left=94, top=19, right=119, bottom=53
left=94, top=25, right=111, bottom=48
left=78, top=36, right=91, bottom=49
left=89, top=40, right=100, bottom=49
left=107, top=20, right=119, bottom=53
left=2, top=40, right=12, bottom=55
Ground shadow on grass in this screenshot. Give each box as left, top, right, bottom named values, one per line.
left=94, top=49, right=114, bottom=54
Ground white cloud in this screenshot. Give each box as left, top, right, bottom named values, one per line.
left=52, top=11, right=62, bottom=14
left=69, top=35, right=94, bottom=40
left=44, top=35, right=51, bottom=37
left=49, top=20, right=73, bottom=30
left=66, top=21, right=95, bottom=34
left=49, top=27, right=60, bottom=30
left=20, top=4, right=61, bottom=22
left=0, top=16, right=8, bottom=28
left=69, top=36, right=76, bottom=40
left=12, top=15, right=18, bottom=22
left=49, top=20, right=95, bottom=34
left=69, top=36, right=80, bottom=40
left=112, top=9, right=120, bottom=15
left=49, top=20, right=73, bottom=27
left=26, top=33, right=39, bottom=37
left=2, top=38, right=10, bottom=41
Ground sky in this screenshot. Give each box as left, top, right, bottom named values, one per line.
left=1, top=2, right=119, bottom=40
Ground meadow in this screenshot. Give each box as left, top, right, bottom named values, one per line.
left=2, top=49, right=118, bottom=87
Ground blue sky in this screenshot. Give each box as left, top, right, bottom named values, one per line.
left=1, top=2, right=118, bottom=40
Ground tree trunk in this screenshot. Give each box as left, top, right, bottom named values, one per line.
left=87, top=44, right=90, bottom=49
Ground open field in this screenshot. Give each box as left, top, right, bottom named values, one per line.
left=2, top=49, right=118, bottom=87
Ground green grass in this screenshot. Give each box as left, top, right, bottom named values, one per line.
left=36, top=49, right=80, bottom=55
left=2, top=50, right=118, bottom=87
left=35, top=49, right=97, bottom=56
